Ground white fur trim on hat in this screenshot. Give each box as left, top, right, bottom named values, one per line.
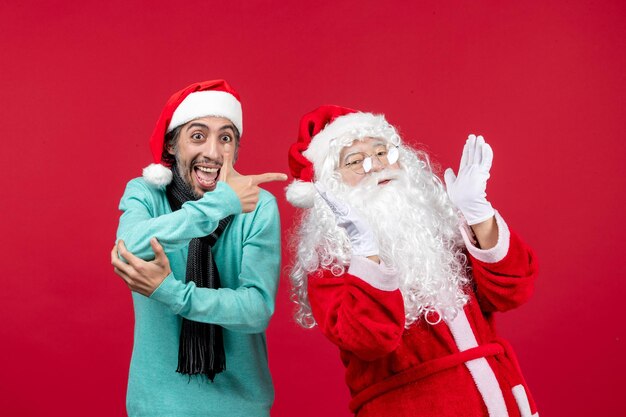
left=168, top=90, right=243, bottom=134
left=302, top=112, right=394, bottom=173
left=142, top=163, right=173, bottom=188
left=285, top=180, right=316, bottom=208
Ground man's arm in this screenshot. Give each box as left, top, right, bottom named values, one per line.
left=116, top=179, right=242, bottom=259
left=117, top=141, right=286, bottom=260
left=114, top=194, right=282, bottom=334
left=112, top=237, right=172, bottom=296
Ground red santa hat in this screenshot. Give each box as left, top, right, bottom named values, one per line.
left=286, top=105, right=400, bottom=208
left=143, top=79, right=243, bottom=187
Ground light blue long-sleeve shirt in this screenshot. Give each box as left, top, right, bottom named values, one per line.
left=117, top=178, right=281, bottom=417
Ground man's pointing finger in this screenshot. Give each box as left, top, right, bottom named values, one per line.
left=250, top=173, right=288, bottom=186
left=219, top=143, right=235, bottom=181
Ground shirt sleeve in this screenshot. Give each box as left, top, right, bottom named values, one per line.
left=148, top=194, right=281, bottom=334
left=308, top=268, right=405, bottom=361
left=464, top=214, right=539, bottom=312
left=116, top=179, right=242, bottom=259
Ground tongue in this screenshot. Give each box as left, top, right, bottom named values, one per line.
left=195, top=168, right=218, bottom=186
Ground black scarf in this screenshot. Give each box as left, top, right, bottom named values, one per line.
left=166, top=164, right=232, bottom=381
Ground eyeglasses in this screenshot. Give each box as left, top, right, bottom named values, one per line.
left=340, top=144, right=399, bottom=175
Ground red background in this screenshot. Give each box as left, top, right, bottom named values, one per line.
left=1, top=1, right=625, bottom=416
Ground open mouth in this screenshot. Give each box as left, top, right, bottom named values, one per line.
left=377, top=178, right=393, bottom=186
left=193, top=165, right=220, bottom=190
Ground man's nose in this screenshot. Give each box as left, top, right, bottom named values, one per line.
left=202, top=137, right=220, bottom=161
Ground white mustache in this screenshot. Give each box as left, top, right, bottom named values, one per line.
left=358, top=169, right=403, bottom=189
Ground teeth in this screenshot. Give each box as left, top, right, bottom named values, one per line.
left=196, top=166, right=218, bottom=173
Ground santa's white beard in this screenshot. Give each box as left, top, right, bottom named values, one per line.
left=333, top=167, right=470, bottom=325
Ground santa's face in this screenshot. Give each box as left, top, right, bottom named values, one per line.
left=167, top=116, right=238, bottom=197
left=338, top=137, right=401, bottom=187
left=331, top=154, right=469, bottom=324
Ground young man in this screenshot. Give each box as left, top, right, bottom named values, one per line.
left=286, top=105, right=539, bottom=417
left=111, top=80, right=286, bottom=416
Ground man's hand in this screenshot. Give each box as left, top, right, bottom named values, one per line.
left=444, top=134, right=495, bottom=226
left=111, top=238, right=172, bottom=297
left=218, top=143, right=287, bottom=213
left=315, top=182, right=379, bottom=259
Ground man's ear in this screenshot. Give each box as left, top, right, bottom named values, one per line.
left=166, top=143, right=175, bottom=156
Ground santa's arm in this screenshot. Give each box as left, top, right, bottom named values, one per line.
left=443, top=135, right=538, bottom=310
left=461, top=212, right=538, bottom=312
left=469, top=215, right=498, bottom=249
left=308, top=259, right=405, bottom=361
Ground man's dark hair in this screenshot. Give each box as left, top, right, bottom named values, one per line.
left=161, top=125, right=183, bottom=166
left=161, top=123, right=241, bottom=166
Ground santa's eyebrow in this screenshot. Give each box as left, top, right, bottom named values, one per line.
left=342, top=141, right=388, bottom=160
left=343, top=151, right=366, bottom=161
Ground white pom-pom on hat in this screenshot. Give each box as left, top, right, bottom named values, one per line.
left=142, top=163, right=173, bottom=188
left=285, top=180, right=317, bottom=208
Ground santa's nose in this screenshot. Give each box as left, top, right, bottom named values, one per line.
left=369, top=156, right=385, bottom=172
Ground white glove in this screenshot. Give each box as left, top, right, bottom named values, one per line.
left=314, top=182, right=379, bottom=257
left=444, top=134, right=496, bottom=225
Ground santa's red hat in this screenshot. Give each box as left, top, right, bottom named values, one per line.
left=143, top=79, right=243, bottom=187
left=286, top=105, right=400, bottom=208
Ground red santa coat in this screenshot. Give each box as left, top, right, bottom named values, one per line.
left=307, top=214, right=539, bottom=417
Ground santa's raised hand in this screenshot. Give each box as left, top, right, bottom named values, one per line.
left=218, top=143, right=287, bottom=213
left=444, top=134, right=496, bottom=225
left=314, top=182, right=379, bottom=259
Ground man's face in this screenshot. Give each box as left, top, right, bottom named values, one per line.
left=338, top=137, right=401, bottom=187
left=167, top=116, right=238, bottom=197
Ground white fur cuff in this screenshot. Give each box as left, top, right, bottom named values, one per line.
left=348, top=256, right=400, bottom=291
left=460, top=210, right=510, bottom=263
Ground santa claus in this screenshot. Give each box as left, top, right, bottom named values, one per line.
left=286, top=105, right=539, bottom=417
